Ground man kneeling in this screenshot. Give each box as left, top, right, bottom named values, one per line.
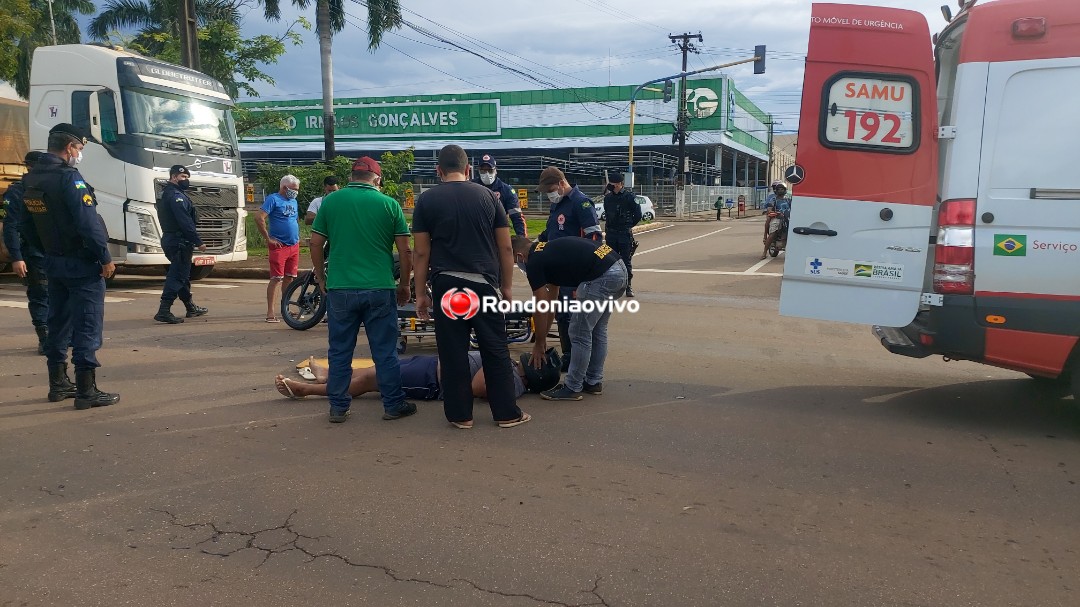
left=276, top=350, right=561, bottom=410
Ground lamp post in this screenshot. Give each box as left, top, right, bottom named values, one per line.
left=46, top=0, right=57, bottom=44
left=626, top=50, right=765, bottom=208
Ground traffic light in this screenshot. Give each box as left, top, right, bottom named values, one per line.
left=663, top=80, right=674, bottom=103
left=754, top=45, right=767, bottom=74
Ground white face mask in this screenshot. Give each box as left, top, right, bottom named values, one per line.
left=480, top=171, right=496, bottom=186
left=546, top=190, right=562, bottom=203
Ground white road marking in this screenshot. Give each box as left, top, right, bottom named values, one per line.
left=634, top=269, right=782, bottom=277
left=634, top=227, right=732, bottom=256
left=0, top=295, right=134, bottom=308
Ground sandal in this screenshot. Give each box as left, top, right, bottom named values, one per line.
left=275, top=375, right=304, bottom=400
left=496, top=412, right=531, bottom=428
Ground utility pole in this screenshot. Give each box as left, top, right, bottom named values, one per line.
left=669, top=32, right=701, bottom=218
left=178, top=0, right=201, bottom=70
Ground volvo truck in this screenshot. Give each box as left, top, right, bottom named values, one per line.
left=28, top=44, right=247, bottom=278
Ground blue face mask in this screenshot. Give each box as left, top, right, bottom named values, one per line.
left=285, top=188, right=299, bottom=200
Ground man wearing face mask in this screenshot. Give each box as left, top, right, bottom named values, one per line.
left=536, top=166, right=601, bottom=371
left=22, top=123, right=120, bottom=410
left=256, top=174, right=301, bottom=323
left=153, top=165, right=208, bottom=324
left=472, top=154, right=527, bottom=237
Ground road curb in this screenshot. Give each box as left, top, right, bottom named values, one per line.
left=118, top=221, right=676, bottom=281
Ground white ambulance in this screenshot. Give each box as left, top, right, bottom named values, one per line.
left=780, top=1, right=1080, bottom=394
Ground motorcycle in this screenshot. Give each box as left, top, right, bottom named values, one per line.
left=764, top=210, right=788, bottom=258
left=281, top=252, right=406, bottom=330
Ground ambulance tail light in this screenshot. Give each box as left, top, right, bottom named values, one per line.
left=934, top=199, right=976, bottom=295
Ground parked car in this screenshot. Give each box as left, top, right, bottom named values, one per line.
left=595, top=194, right=656, bottom=222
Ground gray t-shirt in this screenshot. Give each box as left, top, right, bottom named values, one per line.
left=466, top=351, right=525, bottom=398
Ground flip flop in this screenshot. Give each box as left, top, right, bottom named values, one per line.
left=275, top=376, right=304, bottom=400
left=496, top=412, right=531, bottom=428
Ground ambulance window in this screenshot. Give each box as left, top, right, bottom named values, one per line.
left=71, top=91, right=92, bottom=132
left=936, top=21, right=967, bottom=127
left=819, top=72, right=919, bottom=154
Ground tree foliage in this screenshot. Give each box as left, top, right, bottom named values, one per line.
left=90, top=0, right=309, bottom=100
left=255, top=149, right=415, bottom=213
left=2, top=0, right=95, bottom=98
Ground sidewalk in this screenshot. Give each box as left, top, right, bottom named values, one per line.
left=118, top=221, right=679, bottom=280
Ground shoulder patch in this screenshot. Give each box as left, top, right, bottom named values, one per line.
left=82, top=194, right=94, bottom=206
left=74, top=181, right=88, bottom=189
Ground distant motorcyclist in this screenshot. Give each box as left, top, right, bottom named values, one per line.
left=762, top=180, right=791, bottom=259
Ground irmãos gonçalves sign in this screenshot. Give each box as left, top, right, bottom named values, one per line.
left=245, top=101, right=500, bottom=140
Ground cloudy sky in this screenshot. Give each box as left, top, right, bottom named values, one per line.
left=4, top=0, right=952, bottom=135
left=232, top=0, right=951, bottom=136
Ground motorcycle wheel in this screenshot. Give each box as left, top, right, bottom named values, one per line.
left=281, top=270, right=326, bottom=330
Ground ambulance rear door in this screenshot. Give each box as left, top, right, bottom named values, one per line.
left=779, top=4, right=938, bottom=327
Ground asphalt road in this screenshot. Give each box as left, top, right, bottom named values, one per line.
left=2, top=218, right=1078, bottom=607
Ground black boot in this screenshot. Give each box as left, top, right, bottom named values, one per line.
left=557, top=318, right=572, bottom=373
left=73, top=367, right=120, bottom=410
left=48, top=363, right=77, bottom=402
left=154, top=300, right=184, bottom=324
left=184, top=301, right=208, bottom=318
left=35, top=325, right=48, bottom=355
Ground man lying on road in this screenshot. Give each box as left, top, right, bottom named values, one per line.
left=275, top=350, right=561, bottom=414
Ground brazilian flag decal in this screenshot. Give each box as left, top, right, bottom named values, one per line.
left=994, top=234, right=1026, bottom=256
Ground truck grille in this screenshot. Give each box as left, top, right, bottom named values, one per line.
left=155, top=182, right=240, bottom=255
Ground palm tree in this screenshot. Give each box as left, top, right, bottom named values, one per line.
left=260, top=0, right=401, bottom=160
left=11, top=0, right=95, bottom=98
left=89, top=0, right=242, bottom=58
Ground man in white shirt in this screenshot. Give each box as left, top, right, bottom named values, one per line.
left=304, top=175, right=340, bottom=225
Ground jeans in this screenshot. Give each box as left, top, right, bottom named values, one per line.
left=325, top=289, right=406, bottom=416
left=565, top=260, right=628, bottom=392
left=44, top=268, right=105, bottom=369
left=431, top=274, right=521, bottom=423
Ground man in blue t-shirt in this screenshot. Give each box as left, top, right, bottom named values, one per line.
left=256, top=174, right=301, bottom=322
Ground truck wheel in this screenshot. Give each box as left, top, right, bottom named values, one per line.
left=189, top=264, right=214, bottom=281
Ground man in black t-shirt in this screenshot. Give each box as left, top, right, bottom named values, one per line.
left=512, top=236, right=628, bottom=401
left=413, top=145, right=530, bottom=429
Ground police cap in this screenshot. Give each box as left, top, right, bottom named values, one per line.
left=170, top=165, right=191, bottom=177
left=49, top=123, right=93, bottom=145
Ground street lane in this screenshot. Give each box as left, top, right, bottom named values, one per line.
left=1, top=219, right=1077, bottom=607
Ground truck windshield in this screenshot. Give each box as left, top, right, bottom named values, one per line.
left=120, top=88, right=239, bottom=151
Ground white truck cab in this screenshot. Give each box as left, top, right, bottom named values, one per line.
left=780, top=0, right=1080, bottom=391
left=28, top=44, right=247, bottom=277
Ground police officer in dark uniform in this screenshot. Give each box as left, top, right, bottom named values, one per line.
left=473, top=153, right=527, bottom=236
left=601, top=171, right=642, bottom=297
left=536, top=166, right=602, bottom=370
left=3, top=151, right=50, bottom=354
left=154, top=165, right=208, bottom=324
left=23, top=123, right=119, bottom=410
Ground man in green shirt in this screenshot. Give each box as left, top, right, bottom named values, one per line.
left=310, top=156, right=416, bottom=424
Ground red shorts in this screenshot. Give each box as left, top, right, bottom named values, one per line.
left=268, top=242, right=299, bottom=279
